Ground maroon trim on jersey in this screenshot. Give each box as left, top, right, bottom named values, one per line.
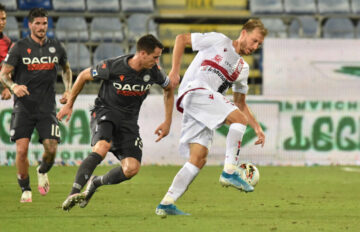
left=176, top=87, right=206, bottom=113
left=201, top=60, right=237, bottom=82
left=27, top=63, right=55, bottom=70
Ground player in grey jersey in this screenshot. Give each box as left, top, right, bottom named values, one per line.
left=58, top=34, right=175, bottom=211
left=0, top=8, right=72, bottom=203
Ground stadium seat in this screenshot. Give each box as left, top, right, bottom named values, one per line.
left=127, top=14, right=157, bottom=43
left=87, top=0, right=120, bottom=12
left=0, top=0, right=17, bottom=11
left=323, top=18, right=354, bottom=38
left=250, top=0, right=283, bottom=14
left=65, top=43, right=91, bottom=73
left=121, top=0, right=155, bottom=13
left=22, top=17, right=55, bottom=39
left=17, top=0, right=52, bottom=10
left=288, top=16, right=318, bottom=38
left=352, top=0, right=360, bottom=13
left=56, top=17, right=89, bottom=42
left=284, top=0, right=317, bottom=14
left=53, top=0, right=86, bottom=11
left=318, top=0, right=350, bottom=14
left=3, top=16, right=19, bottom=41
left=93, top=43, right=125, bottom=64
left=90, top=17, right=124, bottom=42
left=260, top=18, right=287, bottom=38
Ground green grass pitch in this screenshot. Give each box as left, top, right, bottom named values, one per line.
left=1, top=165, right=359, bottom=232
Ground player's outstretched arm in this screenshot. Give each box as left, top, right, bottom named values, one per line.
left=57, top=68, right=93, bottom=122
left=168, top=33, right=192, bottom=88
left=0, top=63, right=29, bottom=97
left=59, top=61, right=73, bottom=104
left=154, top=85, right=174, bottom=142
left=233, top=92, right=265, bottom=147
left=0, top=76, right=11, bottom=100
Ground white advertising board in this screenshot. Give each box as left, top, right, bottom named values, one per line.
left=263, top=39, right=360, bottom=98
left=1, top=95, right=360, bottom=166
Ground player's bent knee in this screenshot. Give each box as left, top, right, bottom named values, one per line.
left=122, top=166, right=139, bottom=178
left=226, top=109, right=248, bottom=125
left=16, top=147, right=29, bottom=158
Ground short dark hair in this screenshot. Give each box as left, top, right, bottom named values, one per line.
left=28, top=8, right=48, bottom=23
left=0, top=3, right=6, bottom=12
left=136, top=34, right=164, bottom=54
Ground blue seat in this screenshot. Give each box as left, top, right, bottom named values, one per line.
left=323, top=18, right=354, bottom=39
left=318, top=0, right=350, bottom=14
left=284, top=0, right=317, bottom=14
left=250, top=0, right=283, bottom=14
left=4, top=16, right=19, bottom=41
left=22, top=17, right=55, bottom=39
left=352, top=0, right=360, bottom=13
left=0, top=0, right=17, bottom=11
left=260, top=18, right=287, bottom=38
left=53, top=0, right=86, bottom=11
left=17, top=0, right=52, bottom=10
left=65, top=43, right=91, bottom=73
left=121, top=0, right=155, bottom=13
left=90, top=17, right=124, bottom=42
left=93, top=43, right=124, bottom=64
left=289, top=16, right=318, bottom=38
left=55, top=17, right=89, bottom=42
left=87, top=0, right=120, bottom=12
left=127, top=14, right=157, bottom=42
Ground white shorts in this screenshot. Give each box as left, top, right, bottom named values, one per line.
left=178, top=88, right=238, bottom=157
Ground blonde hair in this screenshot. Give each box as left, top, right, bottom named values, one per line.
left=242, top=19, right=268, bottom=37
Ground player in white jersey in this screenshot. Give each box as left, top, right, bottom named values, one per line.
left=156, top=19, right=268, bottom=216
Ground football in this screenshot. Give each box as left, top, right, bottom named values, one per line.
left=237, top=163, right=260, bottom=187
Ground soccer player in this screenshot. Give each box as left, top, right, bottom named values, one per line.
left=155, top=19, right=268, bottom=216
left=0, top=3, right=11, bottom=100
left=57, top=34, right=174, bottom=211
left=0, top=8, right=72, bottom=203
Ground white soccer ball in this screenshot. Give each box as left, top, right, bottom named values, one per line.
left=237, top=163, right=260, bottom=187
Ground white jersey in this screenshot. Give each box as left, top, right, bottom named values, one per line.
left=178, top=32, right=249, bottom=97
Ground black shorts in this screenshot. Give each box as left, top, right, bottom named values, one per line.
left=90, top=109, right=143, bottom=162
left=10, top=110, right=60, bottom=143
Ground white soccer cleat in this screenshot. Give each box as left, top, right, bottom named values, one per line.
left=62, top=193, right=85, bottom=211
left=20, top=191, right=32, bottom=203
left=79, top=176, right=98, bottom=208
left=37, top=166, right=50, bottom=196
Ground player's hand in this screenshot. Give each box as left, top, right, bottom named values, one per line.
left=154, top=121, right=171, bottom=142
left=169, top=70, right=180, bottom=88
left=1, top=88, right=11, bottom=100
left=12, top=85, right=30, bottom=98
left=254, top=130, right=265, bottom=147
left=59, top=91, right=70, bottom=104
left=56, top=104, right=73, bottom=122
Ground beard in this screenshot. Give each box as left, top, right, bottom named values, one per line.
left=33, top=30, right=46, bottom=40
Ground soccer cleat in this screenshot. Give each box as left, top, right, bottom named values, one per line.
left=219, top=171, right=254, bottom=192
left=20, top=191, right=32, bottom=203
left=155, top=204, right=190, bottom=217
left=37, top=166, right=49, bottom=196
left=79, top=176, right=98, bottom=208
left=62, top=193, right=85, bottom=211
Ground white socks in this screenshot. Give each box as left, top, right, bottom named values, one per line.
left=160, top=162, right=200, bottom=205
left=224, top=123, right=247, bottom=174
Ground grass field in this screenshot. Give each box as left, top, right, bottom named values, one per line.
left=1, top=165, right=360, bottom=232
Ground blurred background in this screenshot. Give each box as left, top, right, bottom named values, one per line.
left=1, top=0, right=360, bottom=166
